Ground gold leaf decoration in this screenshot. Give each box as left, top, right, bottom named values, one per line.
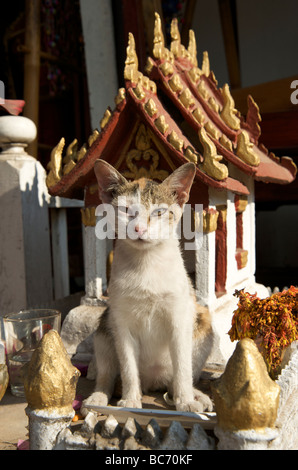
left=187, top=30, right=198, bottom=67
left=220, top=83, right=241, bottom=130
left=81, top=207, right=96, bottom=227
left=88, top=129, right=100, bottom=147
left=168, top=130, right=184, bottom=152
left=100, top=109, right=112, bottom=130
left=63, top=138, right=78, bottom=175
left=211, top=338, right=280, bottom=431
left=77, top=144, right=87, bottom=162
left=153, top=12, right=174, bottom=62
left=169, top=74, right=183, bottom=93
left=123, top=123, right=169, bottom=181
left=144, top=98, right=158, bottom=117
left=236, top=130, right=260, bottom=166
left=201, top=51, right=210, bottom=76
left=184, top=146, right=198, bottom=164
left=179, top=88, right=195, bottom=109
left=46, top=137, right=65, bottom=188
left=199, top=127, right=228, bottom=181
left=154, top=115, right=169, bottom=135
left=114, top=88, right=126, bottom=105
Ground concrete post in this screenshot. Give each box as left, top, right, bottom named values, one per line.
left=0, top=115, right=52, bottom=317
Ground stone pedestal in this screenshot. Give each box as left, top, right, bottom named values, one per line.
left=0, top=115, right=52, bottom=317
left=215, top=426, right=278, bottom=450
left=26, top=407, right=75, bottom=450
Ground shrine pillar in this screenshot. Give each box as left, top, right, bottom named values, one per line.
left=82, top=224, right=110, bottom=305
left=59, top=214, right=110, bottom=363
left=0, top=115, right=52, bottom=317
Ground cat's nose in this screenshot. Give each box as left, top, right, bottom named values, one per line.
left=134, top=224, right=147, bottom=236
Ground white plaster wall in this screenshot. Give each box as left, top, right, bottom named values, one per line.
left=79, top=0, right=119, bottom=130
left=225, top=191, right=238, bottom=291
left=0, top=157, right=52, bottom=316
left=195, top=229, right=216, bottom=307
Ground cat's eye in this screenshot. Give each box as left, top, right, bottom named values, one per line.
left=117, top=206, right=128, bottom=214
left=117, top=206, right=139, bottom=219
left=150, top=207, right=168, bottom=218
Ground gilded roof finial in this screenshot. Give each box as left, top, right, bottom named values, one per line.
left=124, top=32, right=157, bottom=94
left=199, top=127, right=228, bottom=181
left=153, top=12, right=174, bottom=62
left=188, top=30, right=198, bottom=67
left=201, top=51, right=210, bottom=76
left=124, top=32, right=140, bottom=83
left=170, top=17, right=182, bottom=58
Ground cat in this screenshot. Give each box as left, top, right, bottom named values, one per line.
left=82, top=160, right=214, bottom=414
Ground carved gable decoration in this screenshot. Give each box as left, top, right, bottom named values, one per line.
left=115, top=122, right=170, bottom=182
left=46, top=13, right=296, bottom=218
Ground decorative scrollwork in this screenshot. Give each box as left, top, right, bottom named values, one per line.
left=122, top=123, right=169, bottom=181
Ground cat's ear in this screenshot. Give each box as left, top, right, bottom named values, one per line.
left=94, top=160, right=127, bottom=203
left=162, top=163, right=196, bottom=207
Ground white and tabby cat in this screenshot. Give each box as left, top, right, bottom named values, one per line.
left=82, top=160, right=214, bottom=413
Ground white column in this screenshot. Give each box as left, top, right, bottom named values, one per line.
left=81, top=225, right=108, bottom=305
left=195, top=231, right=216, bottom=307
left=0, top=116, right=52, bottom=315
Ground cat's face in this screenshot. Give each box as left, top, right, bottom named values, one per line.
left=94, top=160, right=196, bottom=250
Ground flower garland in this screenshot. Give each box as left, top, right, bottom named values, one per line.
left=228, top=285, right=298, bottom=378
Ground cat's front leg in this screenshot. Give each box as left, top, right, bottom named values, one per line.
left=170, top=327, right=212, bottom=412
left=170, top=324, right=195, bottom=410
left=170, top=322, right=210, bottom=413
left=114, top=326, right=143, bottom=409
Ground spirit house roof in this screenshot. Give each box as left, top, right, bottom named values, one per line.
left=46, top=13, right=296, bottom=207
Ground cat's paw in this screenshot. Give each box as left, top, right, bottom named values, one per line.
left=176, top=400, right=205, bottom=413
left=117, top=398, right=142, bottom=409
left=175, top=391, right=213, bottom=413
left=193, top=389, right=213, bottom=412
left=80, top=391, right=109, bottom=417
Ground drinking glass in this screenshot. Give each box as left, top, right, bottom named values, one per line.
left=3, top=309, right=61, bottom=397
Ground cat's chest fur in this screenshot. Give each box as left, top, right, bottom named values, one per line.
left=109, top=239, right=190, bottom=300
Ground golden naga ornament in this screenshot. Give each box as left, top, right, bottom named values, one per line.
left=236, top=130, right=260, bottom=166
left=220, top=83, right=241, bottom=130
left=199, top=127, right=228, bottom=181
